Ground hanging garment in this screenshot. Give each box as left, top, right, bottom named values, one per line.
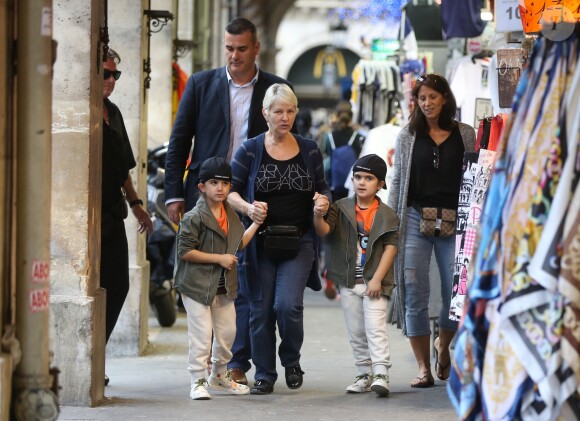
left=449, top=34, right=580, bottom=420
left=450, top=57, right=493, bottom=129
left=449, top=152, right=479, bottom=321
left=352, top=60, right=401, bottom=128
left=488, top=114, right=508, bottom=152
left=344, top=123, right=401, bottom=202
left=449, top=149, right=496, bottom=322
left=441, top=0, right=487, bottom=39
left=475, top=118, right=491, bottom=151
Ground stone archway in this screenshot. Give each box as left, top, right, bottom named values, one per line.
left=238, top=0, right=297, bottom=71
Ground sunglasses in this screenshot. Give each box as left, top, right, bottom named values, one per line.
left=416, top=74, right=444, bottom=84
left=104, top=69, right=122, bottom=80
left=432, top=146, right=440, bottom=169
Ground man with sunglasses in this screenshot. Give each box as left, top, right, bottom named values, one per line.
left=101, top=48, right=153, bottom=386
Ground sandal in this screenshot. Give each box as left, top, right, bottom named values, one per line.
left=434, top=345, right=451, bottom=381
left=410, top=372, right=434, bottom=388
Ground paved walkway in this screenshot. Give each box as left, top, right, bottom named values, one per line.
left=59, top=290, right=457, bottom=421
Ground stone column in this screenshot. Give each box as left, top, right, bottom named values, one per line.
left=50, top=0, right=106, bottom=407
left=0, top=1, right=14, bottom=419
left=107, top=0, right=151, bottom=357
left=50, top=0, right=150, bottom=406
left=147, top=0, right=174, bottom=150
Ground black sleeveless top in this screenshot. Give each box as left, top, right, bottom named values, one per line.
left=408, top=126, right=464, bottom=209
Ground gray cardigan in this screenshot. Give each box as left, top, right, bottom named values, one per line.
left=386, top=122, right=476, bottom=334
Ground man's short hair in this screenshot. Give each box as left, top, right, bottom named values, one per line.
left=105, top=47, right=121, bottom=64
left=226, top=17, right=257, bottom=42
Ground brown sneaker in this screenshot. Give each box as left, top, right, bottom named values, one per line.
left=228, top=367, right=248, bottom=386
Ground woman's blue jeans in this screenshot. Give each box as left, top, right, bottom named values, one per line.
left=250, top=230, right=315, bottom=383
left=404, top=207, right=458, bottom=337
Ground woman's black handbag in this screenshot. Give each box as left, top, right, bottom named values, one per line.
left=260, top=225, right=300, bottom=260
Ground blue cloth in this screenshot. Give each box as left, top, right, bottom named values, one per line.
left=399, top=59, right=424, bottom=77
left=403, top=207, right=458, bottom=336
left=441, top=0, right=486, bottom=39
left=228, top=289, right=252, bottom=372
left=250, top=231, right=315, bottom=383
left=403, top=14, right=414, bottom=38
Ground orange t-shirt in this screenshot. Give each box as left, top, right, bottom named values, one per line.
left=355, top=198, right=379, bottom=277
left=216, top=203, right=228, bottom=236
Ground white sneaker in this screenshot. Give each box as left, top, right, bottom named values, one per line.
left=371, top=374, right=390, bottom=396
left=345, top=373, right=372, bottom=393
left=208, top=371, right=250, bottom=395
left=190, top=378, right=211, bottom=400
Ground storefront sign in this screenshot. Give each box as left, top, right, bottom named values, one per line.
left=495, top=0, right=524, bottom=32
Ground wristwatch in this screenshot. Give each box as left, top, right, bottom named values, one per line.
left=129, top=199, right=143, bottom=208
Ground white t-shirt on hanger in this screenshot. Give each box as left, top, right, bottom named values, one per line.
left=450, top=57, right=493, bottom=128
left=344, top=123, right=401, bottom=203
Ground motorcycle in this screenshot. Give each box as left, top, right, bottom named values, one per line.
left=146, top=143, right=177, bottom=327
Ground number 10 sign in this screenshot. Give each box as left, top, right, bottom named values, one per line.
left=496, top=0, right=524, bottom=32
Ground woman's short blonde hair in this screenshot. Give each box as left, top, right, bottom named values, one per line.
left=263, top=83, right=298, bottom=114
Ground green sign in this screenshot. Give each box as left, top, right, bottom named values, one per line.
left=371, top=39, right=400, bottom=60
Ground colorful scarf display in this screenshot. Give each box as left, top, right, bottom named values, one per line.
left=449, top=34, right=580, bottom=420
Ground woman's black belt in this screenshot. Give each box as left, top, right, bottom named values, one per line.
left=263, top=221, right=311, bottom=237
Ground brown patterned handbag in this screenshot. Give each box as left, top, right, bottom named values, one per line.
left=419, top=207, right=456, bottom=237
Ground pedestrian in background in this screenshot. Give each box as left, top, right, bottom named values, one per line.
left=319, top=101, right=366, bottom=300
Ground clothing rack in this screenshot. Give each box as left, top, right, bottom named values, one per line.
left=351, top=59, right=402, bottom=129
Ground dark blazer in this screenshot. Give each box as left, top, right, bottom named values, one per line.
left=164, top=66, right=292, bottom=211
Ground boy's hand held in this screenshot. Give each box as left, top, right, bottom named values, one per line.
left=247, top=201, right=267, bottom=224
left=313, top=192, right=329, bottom=216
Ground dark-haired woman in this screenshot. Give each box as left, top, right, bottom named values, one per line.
left=387, top=74, right=475, bottom=388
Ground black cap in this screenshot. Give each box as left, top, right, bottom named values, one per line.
left=198, top=157, right=232, bottom=183
left=352, top=154, right=387, bottom=189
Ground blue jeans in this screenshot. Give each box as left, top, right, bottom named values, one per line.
left=228, top=290, right=252, bottom=373
left=250, top=231, right=315, bottom=383
left=404, top=207, right=458, bottom=336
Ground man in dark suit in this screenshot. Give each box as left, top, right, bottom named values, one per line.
left=164, top=17, right=292, bottom=387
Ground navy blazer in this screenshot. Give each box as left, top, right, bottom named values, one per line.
left=164, top=66, right=292, bottom=211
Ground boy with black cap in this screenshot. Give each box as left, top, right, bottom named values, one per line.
left=312, top=154, right=399, bottom=396
left=174, top=157, right=261, bottom=400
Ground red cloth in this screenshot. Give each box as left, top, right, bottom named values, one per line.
left=172, top=62, right=188, bottom=99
